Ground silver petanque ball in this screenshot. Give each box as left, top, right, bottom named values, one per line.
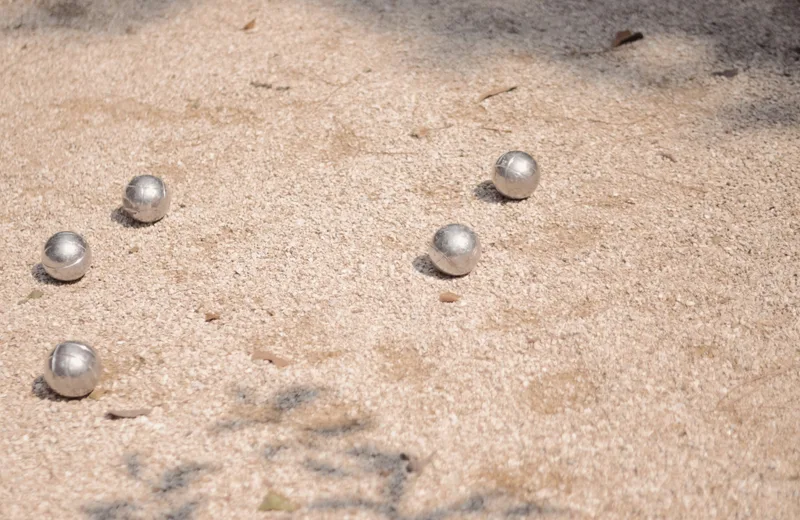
left=41, top=231, right=92, bottom=282
left=122, top=174, right=171, bottom=223
left=44, top=341, right=102, bottom=398
left=493, top=150, right=540, bottom=199
left=428, top=223, right=481, bottom=276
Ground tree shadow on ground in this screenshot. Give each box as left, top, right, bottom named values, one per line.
left=0, top=0, right=197, bottom=33
left=300, top=0, right=800, bottom=68
left=297, top=0, right=800, bottom=127
left=2, top=0, right=797, bottom=127
left=5, top=0, right=797, bottom=71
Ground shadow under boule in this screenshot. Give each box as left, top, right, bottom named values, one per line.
left=110, top=207, right=149, bottom=229
left=31, top=375, right=74, bottom=402
left=412, top=254, right=459, bottom=279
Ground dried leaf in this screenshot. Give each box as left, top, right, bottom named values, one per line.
left=205, top=312, right=220, bottom=322
left=712, top=68, right=738, bottom=78
left=252, top=350, right=291, bottom=368
left=693, top=345, right=715, bottom=359
left=612, top=30, right=644, bottom=48
left=439, top=291, right=461, bottom=303
left=242, top=19, right=256, bottom=31
left=407, top=452, right=435, bottom=474
left=304, top=417, right=367, bottom=437
left=480, top=126, right=512, bottom=134
left=657, top=151, right=677, bottom=163
left=18, top=289, right=44, bottom=304
left=410, top=126, right=430, bottom=139
left=88, top=388, right=109, bottom=400
left=106, top=408, right=152, bottom=420
left=478, top=85, right=517, bottom=102
left=258, top=491, right=298, bottom=512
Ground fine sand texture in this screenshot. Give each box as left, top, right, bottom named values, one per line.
left=1, top=0, right=799, bottom=518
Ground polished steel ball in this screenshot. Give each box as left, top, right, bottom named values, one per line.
left=428, top=224, right=481, bottom=276
left=44, top=341, right=102, bottom=398
left=122, top=175, right=171, bottom=223
left=41, top=231, right=92, bottom=282
left=493, top=151, right=540, bottom=199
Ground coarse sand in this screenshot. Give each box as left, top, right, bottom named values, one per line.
left=1, top=0, right=799, bottom=518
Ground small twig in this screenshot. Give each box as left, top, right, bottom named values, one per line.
left=316, top=72, right=362, bottom=108
left=564, top=48, right=607, bottom=58
left=716, top=364, right=796, bottom=411
left=106, top=408, right=152, bottom=420
left=479, top=126, right=513, bottom=134
left=411, top=124, right=453, bottom=138
left=619, top=168, right=706, bottom=194
left=478, top=85, right=517, bottom=103
left=658, top=151, right=678, bottom=163
left=357, top=149, right=415, bottom=156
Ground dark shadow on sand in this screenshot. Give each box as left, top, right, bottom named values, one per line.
left=473, top=180, right=529, bottom=205
left=30, top=263, right=85, bottom=286
left=31, top=375, right=75, bottom=402
left=412, top=254, right=458, bottom=280
left=110, top=207, right=150, bottom=229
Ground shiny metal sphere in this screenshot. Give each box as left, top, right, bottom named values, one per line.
left=493, top=151, right=540, bottom=199
left=428, top=224, right=481, bottom=276
left=41, top=231, right=92, bottom=282
left=44, top=341, right=102, bottom=398
left=122, top=175, right=171, bottom=223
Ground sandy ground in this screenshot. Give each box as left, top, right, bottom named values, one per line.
left=1, top=0, right=799, bottom=518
